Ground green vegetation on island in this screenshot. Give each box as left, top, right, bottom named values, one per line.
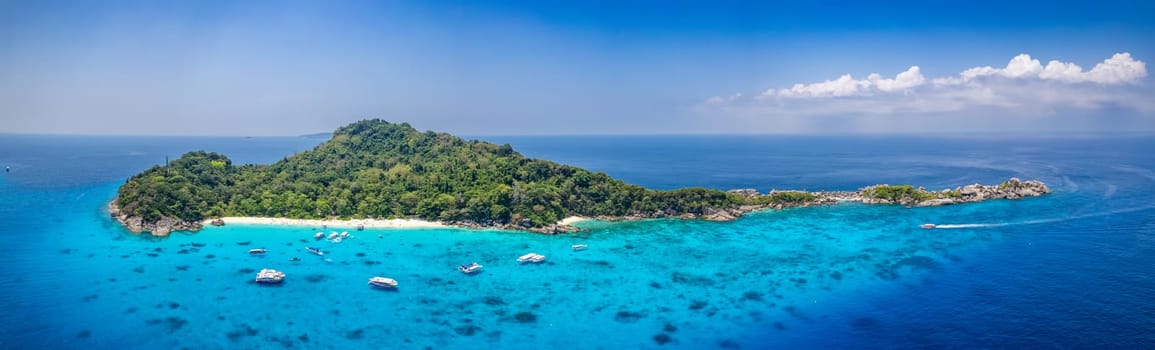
left=746, top=191, right=818, bottom=205
left=111, top=119, right=1051, bottom=235
left=857, top=178, right=1050, bottom=206
left=860, top=185, right=936, bottom=202
left=115, top=120, right=748, bottom=230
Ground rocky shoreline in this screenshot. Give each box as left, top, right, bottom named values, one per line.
left=109, top=202, right=202, bottom=237
left=857, top=177, right=1051, bottom=207
left=110, top=178, right=1049, bottom=237
left=578, top=178, right=1051, bottom=226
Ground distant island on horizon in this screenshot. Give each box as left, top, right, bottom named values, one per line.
left=110, top=119, right=1051, bottom=236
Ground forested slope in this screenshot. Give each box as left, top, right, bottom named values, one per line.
left=115, top=119, right=749, bottom=230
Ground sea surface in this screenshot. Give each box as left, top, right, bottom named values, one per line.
left=1, top=133, right=1153, bottom=349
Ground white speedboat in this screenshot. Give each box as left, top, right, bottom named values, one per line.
left=517, top=253, right=546, bottom=263
left=306, top=246, right=324, bottom=256
left=920, top=224, right=936, bottom=229
left=248, top=248, right=267, bottom=255
left=459, top=262, right=483, bottom=274
left=571, top=244, right=588, bottom=251
left=255, top=269, right=285, bottom=284
left=368, top=277, right=398, bottom=288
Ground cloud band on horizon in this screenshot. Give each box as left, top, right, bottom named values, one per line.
left=703, top=53, right=1151, bottom=126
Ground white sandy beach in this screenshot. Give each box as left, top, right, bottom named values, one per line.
left=204, top=217, right=447, bottom=229
left=557, top=216, right=590, bottom=226
left=203, top=215, right=591, bottom=231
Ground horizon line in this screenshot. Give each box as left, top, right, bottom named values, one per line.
left=6, top=130, right=1155, bottom=138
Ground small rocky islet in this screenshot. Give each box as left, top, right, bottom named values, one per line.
left=700, top=177, right=1051, bottom=221
left=108, top=119, right=1050, bottom=236
left=471, top=177, right=1050, bottom=228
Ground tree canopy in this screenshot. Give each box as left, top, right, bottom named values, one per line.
left=116, top=119, right=749, bottom=227
left=860, top=185, right=935, bottom=202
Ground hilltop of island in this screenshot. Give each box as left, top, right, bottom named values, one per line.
left=110, top=119, right=1050, bottom=236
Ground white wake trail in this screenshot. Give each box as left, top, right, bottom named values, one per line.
left=932, top=204, right=1155, bottom=229
left=934, top=223, right=1008, bottom=229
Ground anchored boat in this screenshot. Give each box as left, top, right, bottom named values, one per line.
left=571, top=244, right=588, bottom=251
left=305, top=246, right=324, bottom=256
left=248, top=248, right=267, bottom=255
left=517, top=253, right=546, bottom=263
left=459, top=262, right=483, bottom=274
left=368, top=277, right=398, bottom=289
left=255, top=269, right=285, bottom=284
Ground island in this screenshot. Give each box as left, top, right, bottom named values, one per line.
left=110, top=119, right=1050, bottom=236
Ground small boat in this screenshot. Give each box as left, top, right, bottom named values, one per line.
left=459, top=262, right=483, bottom=274
left=357, top=224, right=364, bottom=231
left=248, top=248, right=267, bottom=255
left=368, top=276, right=398, bottom=288
left=571, top=244, right=588, bottom=251
left=314, top=232, right=324, bottom=240
left=305, top=246, right=324, bottom=256
left=289, top=257, right=301, bottom=262
left=517, top=253, right=546, bottom=263
left=920, top=224, right=936, bottom=229
left=328, top=232, right=339, bottom=240
left=255, top=269, right=285, bottom=284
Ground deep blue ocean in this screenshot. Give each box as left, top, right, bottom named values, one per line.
left=1, top=133, right=1153, bottom=349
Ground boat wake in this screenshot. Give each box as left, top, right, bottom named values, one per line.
left=934, top=223, right=1008, bottom=229
left=933, top=204, right=1155, bottom=229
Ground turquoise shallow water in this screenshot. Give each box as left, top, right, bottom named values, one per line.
left=5, top=184, right=1042, bottom=349
left=2, top=134, right=1154, bottom=349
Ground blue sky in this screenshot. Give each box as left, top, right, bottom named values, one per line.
left=2, top=0, right=1153, bottom=135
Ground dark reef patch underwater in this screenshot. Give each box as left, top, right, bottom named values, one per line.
left=2, top=134, right=1154, bottom=348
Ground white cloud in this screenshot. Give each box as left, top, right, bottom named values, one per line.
left=705, top=92, right=743, bottom=104
left=772, top=74, right=865, bottom=97
left=1086, top=52, right=1148, bottom=84
left=947, top=52, right=1146, bottom=85
left=702, top=52, right=1151, bottom=126
left=1004, top=54, right=1044, bottom=78
left=769, top=66, right=925, bottom=98
left=1040, top=60, right=1083, bottom=82
left=872, top=66, right=925, bottom=92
